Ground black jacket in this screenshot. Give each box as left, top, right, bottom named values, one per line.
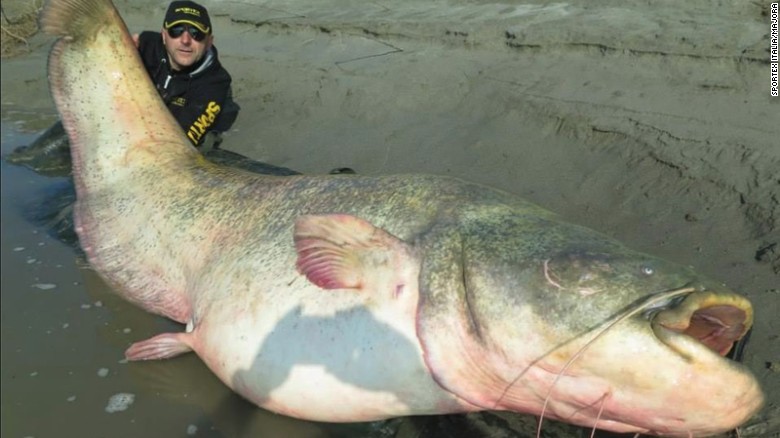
left=137, top=31, right=239, bottom=146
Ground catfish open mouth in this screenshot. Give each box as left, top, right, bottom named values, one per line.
left=650, top=292, right=754, bottom=358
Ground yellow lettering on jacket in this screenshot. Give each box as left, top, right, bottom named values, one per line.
left=186, top=101, right=221, bottom=145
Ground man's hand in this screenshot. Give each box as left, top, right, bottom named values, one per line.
left=131, top=33, right=140, bottom=48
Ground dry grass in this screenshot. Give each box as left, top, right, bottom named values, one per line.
left=1, top=1, right=43, bottom=58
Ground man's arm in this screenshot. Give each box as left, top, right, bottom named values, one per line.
left=169, top=78, right=231, bottom=146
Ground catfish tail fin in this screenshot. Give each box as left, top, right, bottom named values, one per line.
left=41, top=0, right=118, bottom=40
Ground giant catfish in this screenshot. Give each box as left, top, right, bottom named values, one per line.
left=41, top=0, right=763, bottom=435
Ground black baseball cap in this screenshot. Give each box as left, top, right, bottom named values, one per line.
left=164, top=1, right=211, bottom=34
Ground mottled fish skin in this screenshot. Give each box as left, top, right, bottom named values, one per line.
left=40, top=0, right=764, bottom=436
left=8, top=122, right=299, bottom=249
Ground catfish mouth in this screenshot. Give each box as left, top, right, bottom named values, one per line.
left=650, top=291, right=754, bottom=358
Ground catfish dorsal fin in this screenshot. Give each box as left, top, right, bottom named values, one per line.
left=293, top=214, right=409, bottom=291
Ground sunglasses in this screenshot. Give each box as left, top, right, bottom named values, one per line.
left=167, top=24, right=207, bottom=42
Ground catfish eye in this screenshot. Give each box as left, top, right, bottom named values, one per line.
left=641, top=266, right=654, bottom=276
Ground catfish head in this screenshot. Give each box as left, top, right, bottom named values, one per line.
left=415, top=205, right=764, bottom=437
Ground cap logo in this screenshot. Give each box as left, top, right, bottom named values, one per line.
left=175, top=7, right=201, bottom=17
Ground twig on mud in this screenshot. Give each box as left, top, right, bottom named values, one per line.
left=335, top=38, right=403, bottom=66
left=369, top=2, right=391, bottom=12
left=335, top=48, right=403, bottom=66
left=224, top=1, right=306, bottom=19
left=1, top=0, right=43, bottom=25
left=2, top=24, right=30, bottom=46
left=1, top=5, right=7, bottom=25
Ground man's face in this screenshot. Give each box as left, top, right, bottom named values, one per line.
left=162, top=25, right=213, bottom=71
